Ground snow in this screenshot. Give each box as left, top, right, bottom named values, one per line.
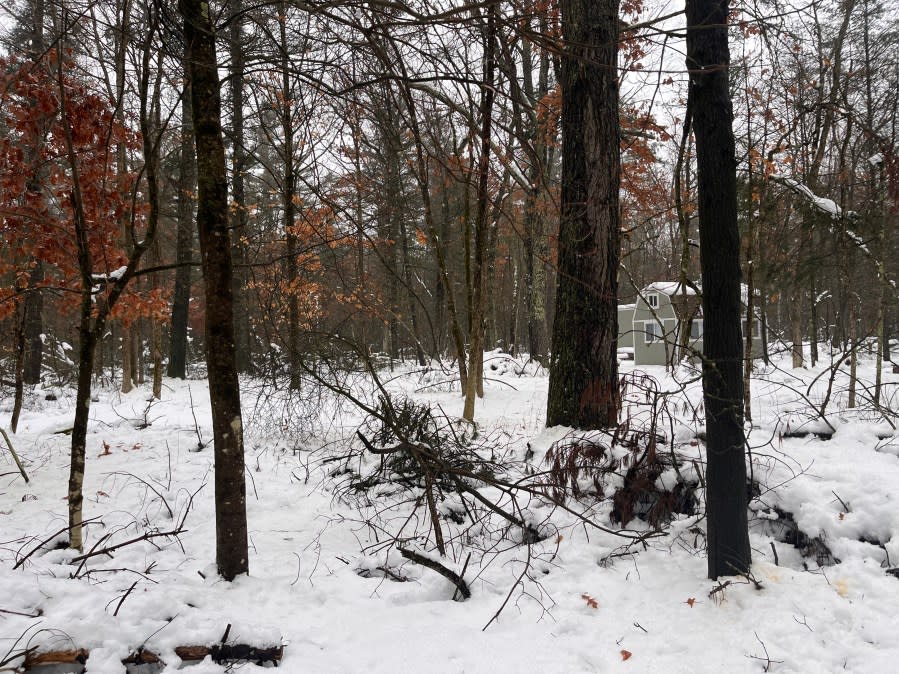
left=645, top=281, right=695, bottom=296
left=768, top=174, right=858, bottom=221
left=91, top=266, right=129, bottom=284
left=2, top=353, right=899, bottom=673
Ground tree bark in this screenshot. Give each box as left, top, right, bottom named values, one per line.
left=116, top=1, right=136, bottom=394
left=183, top=0, right=249, bottom=580
left=546, top=0, right=621, bottom=429
left=167, top=64, right=196, bottom=379
left=230, top=0, right=251, bottom=373
left=10, top=299, right=27, bottom=433
left=278, top=3, right=302, bottom=389
left=22, top=4, right=46, bottom=386
left=686, top=0, right=751, bottom=579
left=463, top=5, right=497, bottom=421
left=22, top=262, right=43, bottom=385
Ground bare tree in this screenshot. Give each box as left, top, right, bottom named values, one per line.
left=686, top=0, right=751, bottom=578
left=181, top=0, right=249, bottom=580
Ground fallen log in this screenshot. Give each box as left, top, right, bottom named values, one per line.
left=23, top=644, right=283, bottom=670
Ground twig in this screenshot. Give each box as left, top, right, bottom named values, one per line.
left=831, top=490, right=850, bottom=512
left=770, top=541, right=779, bottom=566
left=793, top=615, right=813, bottom=632
left=0, top=607, right=42, bottom=618
left=187, top=385, right=206, bottom=450
left=747, top=631, right=783, bottom=672
left=0, top=427, right=29, bottom=483
left=483, top=545, right=531, bottom=630
left=453, top=553, right=472, bottom=601
left=112, top=581, right=139, bottom=616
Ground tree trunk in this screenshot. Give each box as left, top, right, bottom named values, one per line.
left=183, top=0, right=249, bottom=580
left=686, top=0, right=751, bottom=579
left=398, top=213, right=427, bottom=366
left=231, top=0, right=251, bottom=374
left=117, top=2, right=136, bottom=395
left=22, top=4, right=46, bottom=386
left=168, top=66, right=196, bottom=379
left=22, top=262, right=43, bottom=385
left=520, top=33, right=551, bottom=363
left=10, top=300, right=27, bottom=433
left=546, top=0, right=621, bottom=429
left=463, top=6, right=497, bottom=421
left=790, top=287, right=805, bottom=368
left=69, top=298, right=97, bottom=552
left=278, top=3, right=301, bottom=389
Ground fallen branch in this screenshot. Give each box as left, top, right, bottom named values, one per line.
left=398, top=547, right=471, bottom=600
left=13, top=517, right=102, bottom=570
left=0, top=426, right=29, bottom=483
left=23, top=644, right=284, bottom=669
left=71, top=484, right=201, bottom=575
left=71, top=525, right=185, bottom=567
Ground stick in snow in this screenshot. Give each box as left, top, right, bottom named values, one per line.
left=398, top=547, right=471, bottom=600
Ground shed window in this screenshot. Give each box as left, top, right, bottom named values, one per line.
left=647, top=293, right=659, bottom=308
left=644, top=321, right=663, bottom=343
left=742, top=319, right=762, bottom=339
left=690, top=319, right=703, bottom=340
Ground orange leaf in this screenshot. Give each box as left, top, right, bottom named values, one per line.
left=621, top=650, right=632, bottom=661
left=581, top=593, right=599, bottom=609
left=686, top=597, right=696, bottom=607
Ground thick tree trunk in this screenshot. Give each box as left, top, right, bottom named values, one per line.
left=183, top=0, right=249, bottom=580
left=686, top=0, right=751, bottom=579
left=546, top=0, right=621, bottom=429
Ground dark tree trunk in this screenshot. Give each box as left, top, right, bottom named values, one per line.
left=463, top=4, right=497, bottom=421
left=230, top=0, right=251, bottom=374
left=278, top=3, right=301, bottom=389
left=167, top=66, right=196, bottom=379
left=22, top=0, right=46, bottom=386
left=11, top=300, right=27, bottom=433
left=182, top=0, right=249, bottom=581
left=546, top=0, right=621, bottom=429
left=686, top=0, right=751, bottom=579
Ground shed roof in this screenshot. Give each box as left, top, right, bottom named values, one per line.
left=644, top=281, right=697, bottom=296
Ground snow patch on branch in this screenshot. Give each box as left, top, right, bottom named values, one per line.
left=91, top=266, right=128, bottom=283
left=769, top=174, right=857, bottom=220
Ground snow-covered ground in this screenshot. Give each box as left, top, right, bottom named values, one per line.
left=1, top=349, right=898, bottom=673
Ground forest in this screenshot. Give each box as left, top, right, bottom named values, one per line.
left=1, top=0, right=898, bottom=671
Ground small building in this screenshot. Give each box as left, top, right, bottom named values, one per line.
left=618, top=282, right=763, bottom=366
